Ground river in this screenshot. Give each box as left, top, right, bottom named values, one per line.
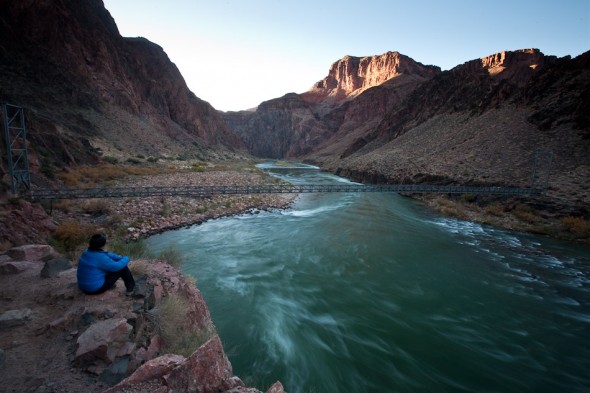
left=146, top=162, right=590, bottom=393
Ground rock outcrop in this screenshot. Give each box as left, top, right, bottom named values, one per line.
left=0, top=244, right=287, bottom=392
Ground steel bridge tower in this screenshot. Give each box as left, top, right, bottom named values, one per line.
left=2, top=103, right=31, bottom=194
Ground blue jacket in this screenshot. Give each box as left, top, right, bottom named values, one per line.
left=77, top=249, right=130, bottom=293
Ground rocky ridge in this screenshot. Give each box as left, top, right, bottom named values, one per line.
left=0, top=244, right=287, bottom=393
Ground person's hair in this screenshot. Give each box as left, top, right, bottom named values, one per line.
left=88, top=233, right=107, bottom=250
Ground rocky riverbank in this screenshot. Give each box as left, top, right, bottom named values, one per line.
left=0, top=244, right=287, bottom=393
left=48, top=168, right=297, bottom=244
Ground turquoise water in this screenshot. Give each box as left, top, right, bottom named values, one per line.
left=146, top=162, right=590, bottom=393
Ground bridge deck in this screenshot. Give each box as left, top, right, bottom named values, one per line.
left=26, top=183, right=541, bottom=200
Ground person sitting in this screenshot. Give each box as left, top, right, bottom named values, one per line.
left=77, top=233, right=135, bottom=296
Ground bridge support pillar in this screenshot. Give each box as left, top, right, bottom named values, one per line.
left=2, top=103, right=31, bottom=194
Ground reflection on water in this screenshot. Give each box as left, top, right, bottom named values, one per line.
left=147, top=161, right=590, bottom=393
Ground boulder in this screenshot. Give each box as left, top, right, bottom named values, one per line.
left=164, top=335, right=242, bottom=392
left=40, top=258, right=71, bottom=278
left=225, top=387, right=263, bottom=393
left=7, top=245, right=54, bottom=261
left=111, top=354, right=185, bottom=387
left=74, top=318, right=133, bottom=367
left=0, top=308, right=32, bottom=329
left=0, top=261, right=36, bottom=275
left=145, top=335, right=162, bottom=360
left=266, top=381, right=287, bottom=393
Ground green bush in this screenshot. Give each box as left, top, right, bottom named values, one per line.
left=40, top=161, right=55, bottom=179
left=110, top=239, right=151, bottom=259
left=158, top=246, right=186, bottom=268
left=460, top=193, right=477, bottom=203
left=103, top=156, right=119, bottom=164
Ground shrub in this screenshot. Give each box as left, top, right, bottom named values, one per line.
left=83, top=199, right=111, bottom=215
left=110, top=239, right=151, bottom=260
left=0, top=240, right=13, bottom=252
left=147, top=157, right=159, bottom=163
left=128, top=260, right=147, bottom=276
left=126, top=158, right=142, bottom=164
left=159, top=202, right=171, bottom=217
left=460, top=193, right=477, bottom=203
left=53, top=199, right=72, bottom=213
left=560, top=216, right=590, bottom=237
left=158, top=246, right=186, bottom=268
left=52, top=220, right=95, bottom=253
left=55, top=163, right=162, bottom=187
left=150, top=293, right=215, bottom=357
left=56, top=171, right=82, bottom=187
left=485, top=203, right=506, bottom=216
left=103, top=156, right=119, bottom=164
left=8, top=198, right=22, bottom=207
left=40, top=161, right=55, bottom=179
left=513, top=209, right=541, bottom=224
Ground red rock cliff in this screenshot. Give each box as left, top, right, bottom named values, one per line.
left=302, top=51, right=440, bottom=105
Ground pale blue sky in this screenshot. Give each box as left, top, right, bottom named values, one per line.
left=103, top=0, right=589, bottom=111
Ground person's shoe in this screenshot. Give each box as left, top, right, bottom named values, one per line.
left=125, top=288, right=135, bottom=297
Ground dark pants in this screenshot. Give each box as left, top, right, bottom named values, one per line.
left=87, top=266, right=135, bottom=295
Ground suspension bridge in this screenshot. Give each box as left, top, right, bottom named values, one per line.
left=24, top=183, right=541, bottom=200
left=3, top=103, right=547, bottom=201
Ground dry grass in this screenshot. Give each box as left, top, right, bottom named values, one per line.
left=560, top=216, right=590, bottom=238
left=512, top=209, right=541, bottom=224
left=129, top=259, right=150, bottom=276
left=485, top=203, right=506, bottom=216
left=52, top=199, right=73, bottom=213
left=51, top=220, right=96, bottom=254
left=55, top=163, right=162, bottom=187
left=157, top=247, right=186, bottom=269
left=82, top=199, right=111, bottom=215
left=151, top=293, right=215, bottom=357
left=0, top=240, right=13, bottom=252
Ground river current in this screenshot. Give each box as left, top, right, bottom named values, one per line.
left=146, top=162, right=590, bottom=393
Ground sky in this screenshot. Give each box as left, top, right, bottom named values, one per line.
left=103, top=0, right=589, bottom=112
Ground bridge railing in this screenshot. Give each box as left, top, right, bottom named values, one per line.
left=25, top=183, right=542, bottom=200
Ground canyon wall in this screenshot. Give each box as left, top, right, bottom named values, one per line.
left=0, top=0, right=244, bottom=176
